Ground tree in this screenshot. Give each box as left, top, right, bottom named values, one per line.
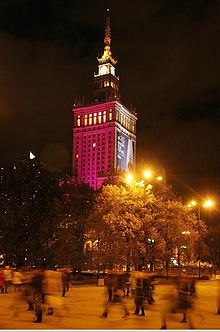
left=53, top=177, right=95, bottom=272
left=91, top=184, right=158, bottom=271
left=0, top=159, right=61, bottom=267
left=154, top=186, right=206, bottom=277
left=204, top=223, right=220, bottom=269
left=89, top=183, right=205, bottom=273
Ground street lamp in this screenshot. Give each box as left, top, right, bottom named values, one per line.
left=125, top=173, right=134, bottom=184
left=156, top=176, right=163, bottom=182
left=143, top=169, right=152, bottom=179
left=142, top=169, right=164, bottom=192
left=125, top=168, right=165, bottom=192
left=188, top=198, right=215, bottom=279
left=203, top=199, right=214, bottom=208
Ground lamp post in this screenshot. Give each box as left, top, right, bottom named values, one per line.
left=197, top=206, right=202, bottom=279
left=142, top=169, right=153, bottom=195
left=142, top=169, right=164, bottom=194
left=147, top=238, right=155, bottom=271
left=188, top=198, right=214, bottom=279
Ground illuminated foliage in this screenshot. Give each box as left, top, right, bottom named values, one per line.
left=89, top=183, right=206, bottom=272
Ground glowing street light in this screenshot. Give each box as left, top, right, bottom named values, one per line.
left=187, top=200, right=197, bottom=208
left=143, top=170, right=152, bottom=179
left=156, top=176, right=163, bottom=181
left=187, top=197, right=215, bottom=279
left=203, top=199, right=214, bottom=208
left=125, top=173, right=134, bottom=184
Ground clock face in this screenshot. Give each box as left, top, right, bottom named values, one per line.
left=100, top=65, right=108, bottom=75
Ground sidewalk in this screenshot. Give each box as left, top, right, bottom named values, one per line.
left=0, top=281, right=219, bottom=329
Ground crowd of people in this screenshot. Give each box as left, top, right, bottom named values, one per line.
left=0, top=266, right=71, bottom=323
left=100, top=271, right=202, bottom=329
left=0, top=266, right=219, bottom=329
left=0, top=266, right=23, bottom=293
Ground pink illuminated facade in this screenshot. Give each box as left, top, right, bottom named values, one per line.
left=72, top=11, right=137, bottom=189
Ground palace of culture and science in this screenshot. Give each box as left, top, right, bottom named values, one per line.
left=72, top=10, right=137, bottom=190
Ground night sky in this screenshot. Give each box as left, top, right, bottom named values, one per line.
left=1, top=0, right=220, bottom=202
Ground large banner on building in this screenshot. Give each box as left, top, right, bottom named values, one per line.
left=117, top=131, right=134, bottom=171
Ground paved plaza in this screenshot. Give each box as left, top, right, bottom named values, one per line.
left=0, top=280, right=219, bottom=330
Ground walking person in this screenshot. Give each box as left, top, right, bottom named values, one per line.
left=44, top=269, right=64, bottom=318
left=217, top=279, right=220, bottom=315
left=12, top=269, right=23, bottom=292
left=160, top=276, right=195, bottom=329
left=143, top=277, right=155, bottom=304
left=129, top=272, right=136, bottom=298
left=30, top=270, right=44, bottom=323
left=134, top=278, right=145, bottom=316
left=103, top=271, right=113, bottom=302
left=177, top=276, right=195, bottom=325
left=61, top=268, right=70, bottom=297
left=100, top=272, right=129, bottom=319
left=0, top=269, right=5, bottom=293
left=3, top=266, right=12, bottom=293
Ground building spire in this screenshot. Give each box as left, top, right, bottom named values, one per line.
left=99, top=8, right=116, bottom=63
left=94, top=9, right=120, bottom=101
left=104, top=9, right=111, bottom=47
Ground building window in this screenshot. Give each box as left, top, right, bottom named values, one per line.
left=89, top=114, right=92, bottom=125
left=98, top=112, right=102, bottom=124
left=77, top=116, right=80, bottom=126
left=103, top=111, right=106, bottom=123
left=94, top=113, right=97, bottom=125
left=109, top=109, right=112, bottom=121
left=84, top=115, right=88, bottom=126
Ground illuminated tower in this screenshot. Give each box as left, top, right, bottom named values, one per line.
left=72, top=10, right=137, bottom=189
left=94, top=9, right=120, bottom=102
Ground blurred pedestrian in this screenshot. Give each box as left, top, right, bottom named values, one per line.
left=143, top=277, right=155, bottom=304
left=44, top=269, right=65, bottom=318
left=30, top=270, right=44, bottom=323
left=3, top=266, right=12, bottom=293
left=217, top=279, right=220, bottom=315
left=0, top=269, right=5, bottom=293
left=12, top=269, right=23, bottom=292
left=176, top=276, right=195, bottom=325
left=103, top=271, right=114, bottom=302
left=160, top=276, right=195, bottom=329
left=100, top=272, right=129, bottom=319
left=129, top=272, right=137, bottom=297
left=61, top=268, right=71, bottom=297
left=134, top=278, right=145, bottom=316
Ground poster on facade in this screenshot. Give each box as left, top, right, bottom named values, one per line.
left=117, top=131, right=134, bottom=171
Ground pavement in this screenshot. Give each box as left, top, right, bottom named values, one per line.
left=0, top=280, right=219, bottom=330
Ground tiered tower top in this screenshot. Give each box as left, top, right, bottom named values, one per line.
left=94, top=9, right=120, bottom=101
left=97, top=8, right=117, bottom=66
